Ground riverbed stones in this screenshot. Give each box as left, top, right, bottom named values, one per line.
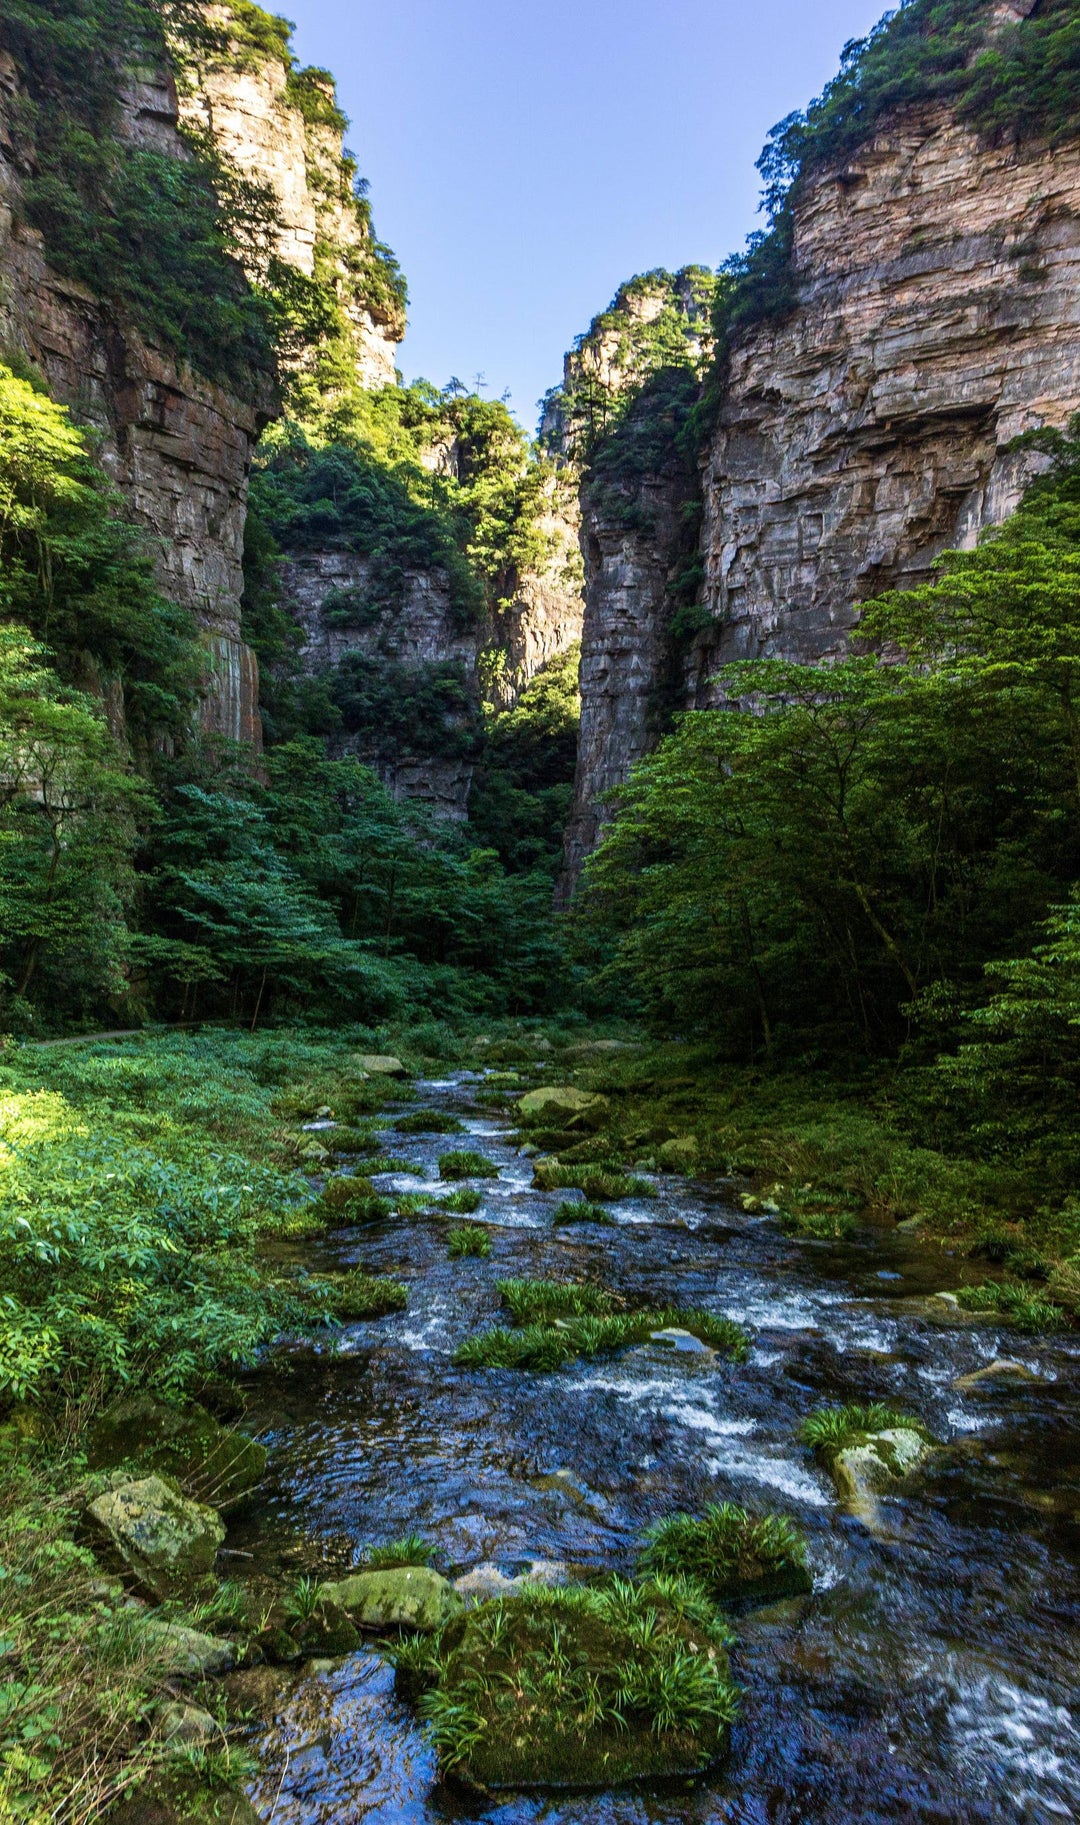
left=517, top=1085, right=610, bottom=1128
left=85, top=1475, right=225, bottom=1599
left=143, top=1617, right=237, bottom=1676
left=319, top=1565, right=463, bottom=1632
left=953, top=1359, right=1046, bottom=1390
left=831, top=1428, right=933, bottom=1515
left=88, top=1396, right=266, bottom=1509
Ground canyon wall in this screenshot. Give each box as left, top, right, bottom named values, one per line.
left=563, top=97, right=1080, bottom=890
left=0, top=46, right=270, bottom=743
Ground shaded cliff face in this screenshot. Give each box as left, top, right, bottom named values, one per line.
left=282, top=551, right=479, bottom=818
left=0, top=46, right=270, bottom=743
left=489, top=468, right=584, bottom=709
left=693, top=101, right=1080, bottom=691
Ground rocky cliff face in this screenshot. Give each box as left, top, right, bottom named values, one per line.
left=564, top=97, right=1080, bottom=889
left=177, top=7, right=403, bottom=391
left=489, top=468, right=584, bottom=709
left=282, top=551, right=479, bottom=818
left=0, top=46, right=270, bottom=744
left=692, top=101, right=1080, bottom=692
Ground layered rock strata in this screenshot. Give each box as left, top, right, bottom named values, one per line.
left=564, top=99, right=1080, bottom=891
left=0, top=47, right=270, bottom=743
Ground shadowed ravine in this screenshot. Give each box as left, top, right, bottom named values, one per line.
left=231, top=1073, right=1080, bottom=1825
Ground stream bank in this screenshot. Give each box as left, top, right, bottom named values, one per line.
left=229, top=1064, right=1080, bottom=1825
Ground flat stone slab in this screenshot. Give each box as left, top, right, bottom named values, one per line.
left=518, top=1085, right=609, bottom=1123
left=319, top=1565, right=463, bottom=1632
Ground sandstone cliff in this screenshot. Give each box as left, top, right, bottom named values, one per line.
left=0, top=44, right=269, bottom=743
left=563, top=88, right=1080, bottom=891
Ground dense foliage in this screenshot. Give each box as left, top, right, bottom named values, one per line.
left=582, top=428, right=1080, bottom=1205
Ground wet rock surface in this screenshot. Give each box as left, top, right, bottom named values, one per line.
left=228, top=1072, right=1080, bottom=1823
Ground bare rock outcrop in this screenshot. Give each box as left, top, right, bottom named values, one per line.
left=692, top=104, right=1080, bottom=690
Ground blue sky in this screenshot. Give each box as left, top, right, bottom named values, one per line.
left=286, top=0, right=890, bottom=433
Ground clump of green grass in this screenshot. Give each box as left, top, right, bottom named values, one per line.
left=955, top=1281, right=1066, bottom=1332
left=364, top=1534, right=435, bottom=1570
left=284, top=1574, right=324, bottom=1623
left=799, top=1403, right=924, bottom=1455
left=308, top=1271, right=408, bottom=1321
left=330, top=1126, right=387, bottom=1155
left=533, top=1161, right=655, bottom=1200
left=639, top=1503, right=810, bottom=1606
left=454, top=1281, right=749, bottom=1372
left=778, top=1206, right=857, bottom=1240
left=448, top=1227, right=492, bottom=1260
left=395, top=1110, right=466, bottom=1135
left=437, top=1185, right=484, bottom=1215
left=439, top=1150, right=500, bottom=1181
left=399, top=1577, right=738, bottom=1789
left=498, top=1278, right=618, bottom=1322
left=552, top=1200, right=616, bottom=1228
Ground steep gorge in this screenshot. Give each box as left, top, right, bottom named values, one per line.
left=560, top=0, right=1080, bottom=890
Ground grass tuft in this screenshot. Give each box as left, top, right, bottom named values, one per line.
left=395, top=1110, right=467, bottom=1135
left=552, top=1199, right=616, bottom=1228
left=639, top=1503, right=810, bottom=1606
left=307, top=1271, right=408, bottom=1320
left=402, top=1578, right=738, bottom=1788
left=439, top=1150, right=500, bottom=1181
left=454, top=1280, right=749, bottom=1372
left=955, top=1281, right=1066, bottom=1332
left=799, top=1402, right=923, bottom=1454
left=447, top=1227, right=492, bottom=1260
left=364, top=1534, right=435, bottom=1570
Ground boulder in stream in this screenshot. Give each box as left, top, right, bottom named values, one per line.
left=831, top=1427, right=933, bottom=1512
left=85, top=1475, right=225, bottom=1599
left=400, top=1580, right=736, bottom=1789
left=88, top=1395, right=266, bottom=1509
left=320, top=1565, right=463, bottom=1632
left=517, top=1085, right=609, bottom=1128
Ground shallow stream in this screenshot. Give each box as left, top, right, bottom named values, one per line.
left=234, top=1072, right=1080, bottom=1824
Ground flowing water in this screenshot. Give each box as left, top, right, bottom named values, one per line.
left=233, top=1072, right=1080, bottom=1825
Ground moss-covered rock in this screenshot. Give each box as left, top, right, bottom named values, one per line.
left=832, top=1428, right=933, bottom=1510
left=320, top=1565, right=464, bottom=1633
left=355, top=1054, right=407, bottom=1076
left=88, top=1397, right=266, bottom=1510
left=142, top=1617, right=237, bottom=1677
left=294, top=1599, right=361, bottom=1656
left=85, top=1475, right=225, bottom=1599
left=403, top=1581, right=737, bottom=1790
left=518, top=1086, right=609, bottom=1128
left=657, top=1135, right=700, bottom=1173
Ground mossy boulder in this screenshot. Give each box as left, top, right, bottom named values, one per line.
left=88, top=1396, right=266, bottom=1509
left=518, top=1086, right=609, bottom=1130
left=657, top=1135, right=700, bottom=1173
left=320, top=1565, right=463, bottom=1633
left=406, top=1582, right=736, bottom=1790
left=294, top=1599, right=361, bottom=1657
left=355, top=1054, right=407, bottom=1076
left=142, top=1617, right=237, bottom=1677
left=832, top=1427, right=933, bottom=1511
left=85, top=1475, right=225, bottom=1599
